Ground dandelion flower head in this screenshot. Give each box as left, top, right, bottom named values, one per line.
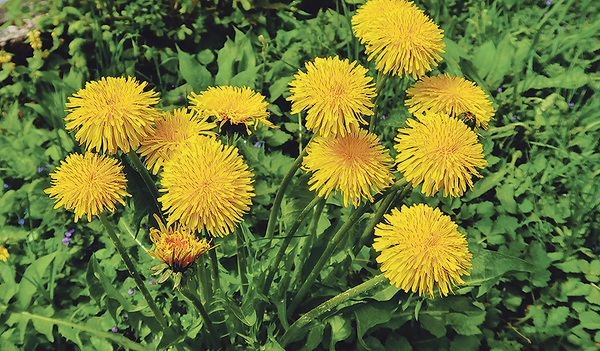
left=302, top=128, right=394, bottom=207
left=188, top=86, right=275, bottom=135
left=44, top=153, right=131, bottom=222
left=352, top=0, right=445, bottom=79
left=0, top=245, right=9, bottom=262
left=65, top=76, right=161, bottom=155
left=138, top=108, right=217, bottom=174
left=159, top=136, right=255, bottom=237
left=287, top=56, right=376, bottom=138
left=373, top=203, right=472, bottom=298
left=395, top=113, right=487, bottom=197
left=406, top=74, right=495, bottom=130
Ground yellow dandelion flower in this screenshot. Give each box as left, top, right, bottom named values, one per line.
left=0, top=245, right=9, bottom=262
left=159, top=136, right=255, bottom=237
left=351, top=0, right=445, bottom=79
left=44, top=153, right=131, bottom=222
left=302, top=128, right=394, bottom=207
left=395, top=113, right=487, bottom=197
left=406, top=74, right=495, bottom=130
left=138, top=108, right=217, bottom=174
left=27, top=30, right=42, bottom=50
left=373, top=204, right=473, bottom=298
left=65, top=76, right=161, bottom=155
left=148, top=214, right=215, bottom=289
left=287, top=56, right=376, bottom=138
left=188, top=86, right=275, bottom=135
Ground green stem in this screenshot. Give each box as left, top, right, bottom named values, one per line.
left=124, top=150, right=165, bottom=223
left=265, top=148, right=308, bottom=241
left=235, top=227, right=248, bottom=296
left=262, top=195, right=321, bottom=297
left=179, top=284, right=221, bottom=350
left=99, top=213, right=169, bottom=329
left=280, top=274, right=389, bottom=347
left=289, top=197, right=326, bottom=291
left=368, top=71, right=388, bottom=134
left=196, top=255, right=212, bottom=305
left=208, top=241, right=221, bottom=291
left=288, top=179, right=407, bottom=316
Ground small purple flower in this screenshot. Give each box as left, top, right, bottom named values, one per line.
left=472, top=38, right=475, bottom=42
left=543, top=12, right=547, bottom=16
left=597, top=196, right=600, bottom=201
left=3, top=184, right=8, bottom=189
left=545, top=0, right=553, bottom=5
left=177, top=95, right=182, bottom=99
left=592, top=247, right=596, bottom=251
left=148, top=280, right=156, bottom=285
left=128, top=288, right=134, bottom=295
left=63, top=229, right=74, bottom=246
left=380, top=115, right=386, bottom=120
left=142, top=224, right=149, bottom=229
left=568, top=102, right=575, bottom=107
left=254, top=140, right=265, bottom=148
left=270, top=193, right=276, bottom=198
left=578, top=14, right=582, bottom=17
left=45, top=164, right=51, bottom=168
left=497, top=87, right=503, bottom=92
left=92, top=215, right=97, bottom=219
left=23, top=211, right=27, bottom=215
left=511, top=115, right=517, bottom=120
left=111, top=326, right=118, bottom=333
left=561, top=25, right=565, bottom=28
left=123, top=314, right=128, bottom=319
left=38, top=167, right=44, bottom=173
left=171, top=85, right=175, bottom=88
left=18, top=219, right=25, bottom=225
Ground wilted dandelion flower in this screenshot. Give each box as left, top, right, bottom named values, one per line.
left=45, top=153, right=131, bottom=222
left=148, top=214, right=215, bottom=289
left=395, top=113, right=487, bottom=197
left=302, top=129, right=394, bottom=207
left=405, top=74, right=495, bottom=130
left=65, top=76, right=161, bottom=155
left=373, top=204, right=472, bottom=298
left=352, top=0, right=445, bottom=79
left=159, top=136, right=255, bottom=237
left=188, top=86, right=275, bottom=135
left=138, top=108, right=217, bottom=174
left=287, top=56, right=376, bottom=138
left=0, top=245, right=9, bottom=262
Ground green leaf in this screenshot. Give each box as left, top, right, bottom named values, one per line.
left=450, top=335, right=480, bottom=351
left=177, top=45, right=212, bottom=93
left=546, top=306, right=570, bottom=328
left=304, top=322, right=325, bottom=351
left=17, top=252, right=57, bottom=309
left=463, top=247, right=536, bottom=298
left=420, top=314, right=446, bottom=338
left=446, top=309, right=486, bottom=335
left=579, top=311, right=600, bottom=330
left=355, top=302, right=397, bottom=349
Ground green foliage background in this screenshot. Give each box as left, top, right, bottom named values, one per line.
left=1, top=0, right=599, bottom=350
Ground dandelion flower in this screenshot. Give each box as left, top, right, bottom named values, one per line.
left=65, top=76, right=161, bottom=155
left=159, top=136, right=254, bottom=237
left=45, top=153, right=131, bottom=222
left=395, top=113, right=487, bottom=197
left=287, top=56, right=376, bottom=138
left=188, top=86, right=275, bottom=136
left=138, top=108, right=217, bottom=174
left=0, top=245, right=9, bottom=262
left=406, top=74, right=495, bottom=130
left=302, top=129, right=394, bottom=207
left=352, top=0, right=445, bottom=79
left=148, top=214, right=215, bottom=289
left=373, top=204, right=472, bottom=298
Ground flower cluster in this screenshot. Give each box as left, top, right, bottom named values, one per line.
left=63, top=228, right=75, bottom=246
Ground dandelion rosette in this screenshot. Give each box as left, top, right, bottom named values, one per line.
left=148, top=214, right=214, bottom=289
left=138, top=108, right=217, bottom=174
left=395, top=113, right=487, bottom=197
left=373, top=204, right=473, bottom=298
left=158, top=136, right=255, bottom=237
left=287, top=56, right=376, bottom=138
left=188, top=86, right=275, bottom=135
left=44, top=153, right=131, bottom=222
left=406, top=73, right=495, bottom=130
left=351, top=0, right=445, bottom=79
left=302, top=128, right=394, bottom=207
left=65, top=76, right=161, bottom=155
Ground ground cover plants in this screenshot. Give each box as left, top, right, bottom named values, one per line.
left=0, top=0, right=599, bottom=350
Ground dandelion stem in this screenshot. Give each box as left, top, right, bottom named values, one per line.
left=368, top=71, right=388, bottom=134
left=196, top=255, right=212, bottom=304
left=235, top=227, right=248, bottom=296
left=288, top=179, right=407, bottom=316
left=208, top=241, right=221, bottom=291
left=124, top=150, right=166, bottom=223
left=265, top=148, right=308, bottom=241
left=280, top=274, right=389, bottom=347
left=179, top=284, right=221, bottom=350
left=99, top=213, right=169, bottom=329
